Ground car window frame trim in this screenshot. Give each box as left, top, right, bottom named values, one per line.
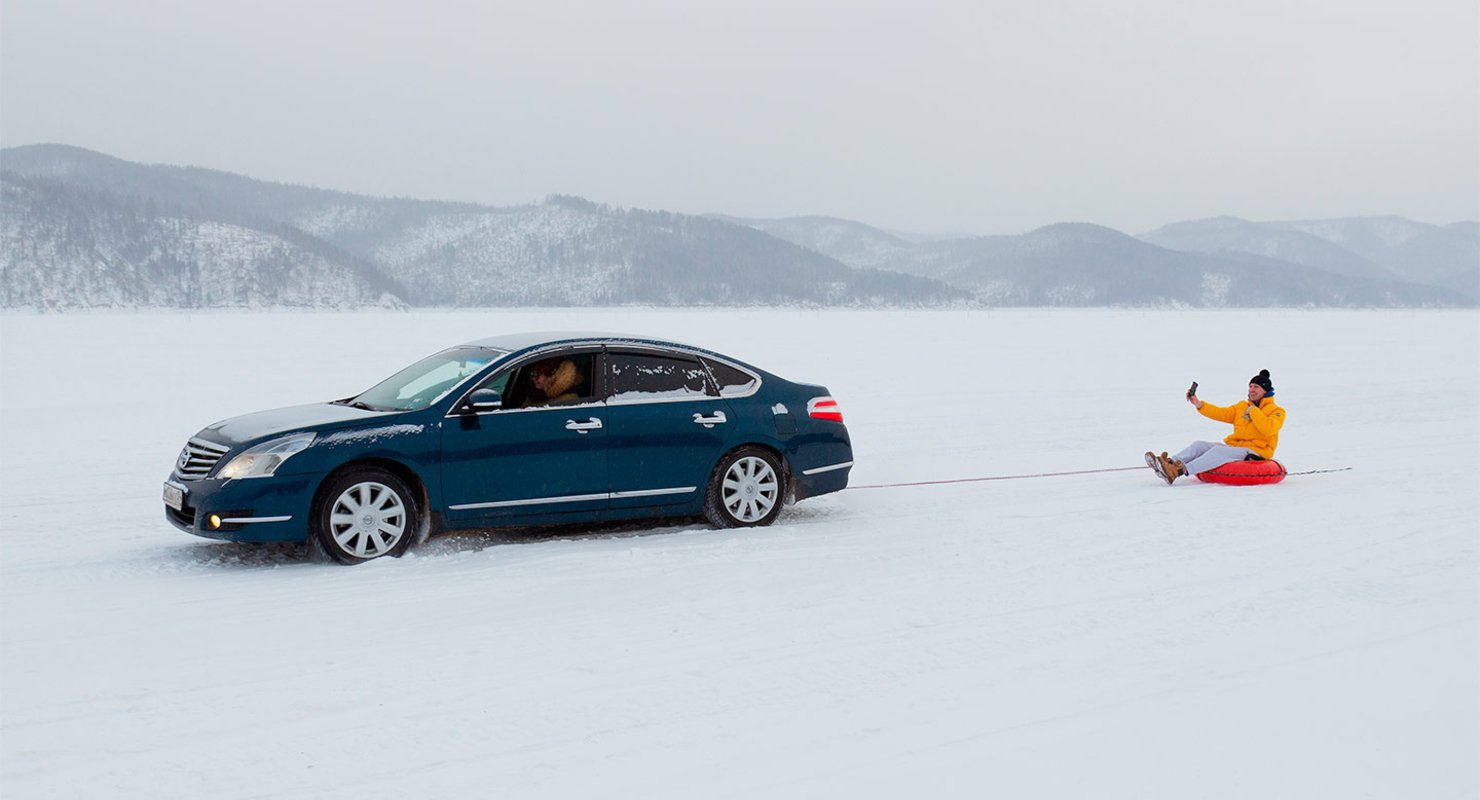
left=446, top=340, right=763, bottom=415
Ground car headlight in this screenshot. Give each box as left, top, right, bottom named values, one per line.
left=217, top=433, right=316, bottom=479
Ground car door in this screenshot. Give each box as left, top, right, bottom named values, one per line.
left=439, top=348, right=609, bottom=522
left=603, top=348, right=734, bottom=510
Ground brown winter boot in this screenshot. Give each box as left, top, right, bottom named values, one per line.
left=1145, top=451, right=1173, bottom=485
left=1156, top=452, right=1185, bottom=485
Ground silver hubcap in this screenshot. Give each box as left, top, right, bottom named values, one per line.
left=722, top=456, right=778, bottom=523
left=329, top=481, right=406, bottom=558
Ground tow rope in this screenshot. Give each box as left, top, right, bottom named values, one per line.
left=848, top=465, right=1351, bottom=490
left=849, top=466, right=1144, bottom=490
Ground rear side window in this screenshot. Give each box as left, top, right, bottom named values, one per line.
left=609, top=353, right=713, bottom=402
left=703, top=358, right=758, bottom=397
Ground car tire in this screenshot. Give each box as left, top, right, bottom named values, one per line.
left=703, top=446, right=786, bottom=529
left=309, top=467, right=419, bottom=565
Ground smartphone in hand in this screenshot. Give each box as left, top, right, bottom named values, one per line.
left=1187, top=381, right=1198, bottom=398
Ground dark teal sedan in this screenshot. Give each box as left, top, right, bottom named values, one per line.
left=164, top=333, right=854, bottom=564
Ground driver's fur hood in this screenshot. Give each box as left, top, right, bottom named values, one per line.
left=545, top=359, right=582, bottom=402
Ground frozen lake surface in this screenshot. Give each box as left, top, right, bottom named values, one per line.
left=2, top=308, right=1476, bottom=798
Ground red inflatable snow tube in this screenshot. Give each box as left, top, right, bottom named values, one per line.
left=1197, top=459, right=1287, bottom=486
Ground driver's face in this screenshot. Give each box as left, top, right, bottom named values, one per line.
left=532, top=371, right=548, bottom=389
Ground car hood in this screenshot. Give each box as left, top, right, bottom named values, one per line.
left=200, top=403, right=400, bottom=448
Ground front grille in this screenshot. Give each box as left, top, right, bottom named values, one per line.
left=175, top=437, right=230, bottom=481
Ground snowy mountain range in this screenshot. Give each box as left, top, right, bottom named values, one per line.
left=1, top=145, right=962, bottom=310
left=2, top=144, right=1475, bottom=309
left=733, top=215, right=1478, bottom=307
left=1142, top=216, right=1479, bottom=300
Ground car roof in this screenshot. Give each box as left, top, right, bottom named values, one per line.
left=459, top=331, right=708, bottom=355
left=457, top=332, right=772, bottom=382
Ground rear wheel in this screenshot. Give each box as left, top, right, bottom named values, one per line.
left=703, top=447, right=785, bottom=528
left=310, top=468, right=418, bottom=564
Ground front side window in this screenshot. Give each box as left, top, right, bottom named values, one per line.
left=609, top=353, right=713, bottom=402
left=350, top=347, right=502, bottom=411
left=500, top=351, right=598, bottom=409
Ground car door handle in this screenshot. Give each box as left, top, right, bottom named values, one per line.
left=692, top=411, right=728, bottom=428
left=565, top=418, right=603, bottom=434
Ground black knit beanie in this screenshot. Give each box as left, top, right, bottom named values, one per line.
left=1250, top=369, right=1274, bottom=394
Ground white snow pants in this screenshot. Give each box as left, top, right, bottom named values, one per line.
left=1174, top=440, right=1259, bottom=475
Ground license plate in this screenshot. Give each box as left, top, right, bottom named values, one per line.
left=163, top=482, right=186, bottom=511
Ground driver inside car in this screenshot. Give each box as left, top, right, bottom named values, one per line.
left=522, top=358, right=584, bottom=407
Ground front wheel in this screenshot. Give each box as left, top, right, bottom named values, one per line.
left=703, top=447, right=785, bottom=529
left=310, top=468, right=419, bottom=564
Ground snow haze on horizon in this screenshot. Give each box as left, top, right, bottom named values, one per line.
left=2, top=0, right=1477, bottom=236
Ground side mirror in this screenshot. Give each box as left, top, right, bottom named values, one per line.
left=465, top=388, right=503, bottom=413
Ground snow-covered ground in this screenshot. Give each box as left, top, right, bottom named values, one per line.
left=2, top=309, right=1476, bottom=799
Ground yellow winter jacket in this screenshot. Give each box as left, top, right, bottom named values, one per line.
left=1197, top=396, right=1286, bottom=459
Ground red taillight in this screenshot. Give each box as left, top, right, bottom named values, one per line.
left=807, top=396, right=844, bottom=423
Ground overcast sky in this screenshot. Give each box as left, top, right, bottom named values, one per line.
left=3, top=0, right=1477, bottom=235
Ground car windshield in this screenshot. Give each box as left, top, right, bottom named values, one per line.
left=348, top=347, right=505, bottom=412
